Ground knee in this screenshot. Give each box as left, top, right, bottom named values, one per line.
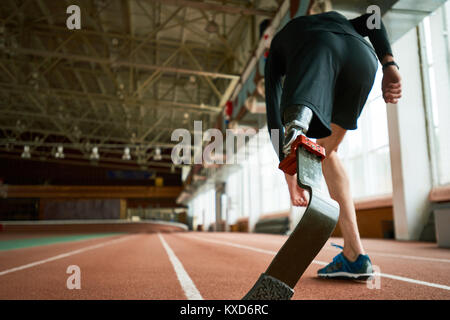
left=316, top=124, right=346, bottom=159
left=317, top=140, right=339, bottom=159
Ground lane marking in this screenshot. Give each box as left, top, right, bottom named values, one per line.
left=0, top=235, right=135, bottom=277
left=183, top=234, right=450, bottom=291
left=183, top=235, right=326, bottom=265
left=158, top=233, right=203, bottom=300
left=326, top=248, right=450, bottom=264
left=194, top=233, right=450, bottom=264
left=379, top=273, right=450, bottom=291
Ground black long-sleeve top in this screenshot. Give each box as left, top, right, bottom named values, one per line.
left=265, top=11, right=393, bottom=160
left=348, top=13, right=393, bottom=61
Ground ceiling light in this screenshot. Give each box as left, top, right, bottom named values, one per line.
left=21, top=145, right=31, bottom=158
left=16, top=120, right=25, bottom=132
left=90, top=146, right=99, bottom=160
left=73, top=126, right=82, bottom=140
left=55, top=145, right=65, bottom=159
left=153, top=147, right=162, bottom=161
left=122, top=147, right=131, bottom=160
left=205, top=19, right=219, bottom=34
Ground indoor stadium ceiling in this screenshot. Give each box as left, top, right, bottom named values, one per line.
left=0, top=0, right=279, bottom=173
left=0, top=0, right=444, bottom=175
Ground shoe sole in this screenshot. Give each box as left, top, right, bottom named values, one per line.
left=318, top=272, right=374, bottom=281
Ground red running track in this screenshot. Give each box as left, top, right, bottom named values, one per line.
left=0, top=232, right=449, bottom=300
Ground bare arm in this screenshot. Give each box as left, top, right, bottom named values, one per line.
left=349, top=13, right=393, bottom=62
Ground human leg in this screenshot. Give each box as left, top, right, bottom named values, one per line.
left=315, top=124, right=373, bottom=280
left=316, top=123, right=365, bottom=261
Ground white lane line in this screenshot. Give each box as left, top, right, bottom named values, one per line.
left=158, top=233, right=203, bottom=300
left=184, top=235, right=327, bottom=266
left=379, top=273, right=450, bottom=291
left=0, top=235, right=135, bottom=277
left=326, top=247, right=450, bottom=264
left=196, top=233, right=450, bottom=264
left=183, top=235, right=450, bottom=291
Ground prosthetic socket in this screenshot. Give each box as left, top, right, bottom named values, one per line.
left=283, top=105, right=313, bottom=157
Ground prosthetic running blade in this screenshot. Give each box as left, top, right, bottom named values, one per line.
left=243, top=135, right=339, bottom=300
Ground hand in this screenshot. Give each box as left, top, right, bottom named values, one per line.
left=382, top=65, right=402, bottom=104
left=284, top=173, right=309, bottom=207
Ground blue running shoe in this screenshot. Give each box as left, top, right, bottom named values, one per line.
left=317, top=244, right=374, bottom=280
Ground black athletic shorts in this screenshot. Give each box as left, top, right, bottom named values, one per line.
left=279, top=31, right=378, bottom=139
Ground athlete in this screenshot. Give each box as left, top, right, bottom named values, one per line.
left=264, top=11, right=402, bottom=280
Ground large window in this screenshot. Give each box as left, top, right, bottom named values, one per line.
left=190, top=186, right=215, bottom=230
left=188, top=126, right=292, bottom=230
left=257, top=129, right=291, bottom=214
left=338, top=65, right=393, bottom=199
left=419, top=2, right=450, bottom=186
left=223, top=128, right=290, bottom=227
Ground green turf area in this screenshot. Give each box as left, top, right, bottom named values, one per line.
left=0, top=233, right=125, bottom=251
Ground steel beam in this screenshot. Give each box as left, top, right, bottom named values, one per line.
left=9, top=47, right=239, bottom=80
left=151, top=0, right=276, bottom=17
left=0, top=82, right=221, bottom=113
